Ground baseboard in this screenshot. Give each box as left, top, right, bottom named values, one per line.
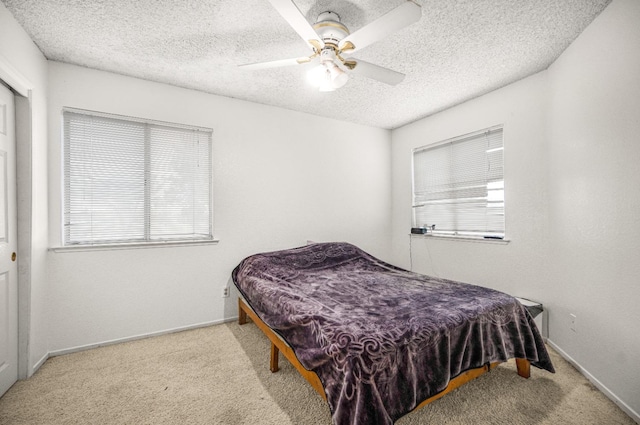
left=48, top=317, right=238, bottom=358
left=546, top=339, right=640, bottom=424
left=31, top=352, right=49, bottom=376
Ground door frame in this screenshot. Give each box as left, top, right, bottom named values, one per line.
left=0, top=55, right=34, bottom=380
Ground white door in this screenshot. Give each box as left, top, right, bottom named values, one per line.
left=0, top=82, right=18, bottom=397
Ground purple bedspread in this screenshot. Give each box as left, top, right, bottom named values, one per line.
left=232, top=242, right=554, bottom=425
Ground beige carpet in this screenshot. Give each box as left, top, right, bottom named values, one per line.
left=0, top=321, right=635, bottom=425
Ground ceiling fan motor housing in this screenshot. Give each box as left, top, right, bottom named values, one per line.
left=313, top=11, right=349, bottom=47
left=319, top=48, right=339, bottom=65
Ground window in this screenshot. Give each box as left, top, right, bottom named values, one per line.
left=63, top=108, right=213, bottom=246
left=412, top=125, right=504, bottom=239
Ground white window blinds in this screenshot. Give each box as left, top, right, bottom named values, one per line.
left=63, top=108, right=213, bottom=245
left=412, top=126, right=504, bottom=238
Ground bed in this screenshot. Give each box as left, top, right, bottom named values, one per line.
left=232, top=242, right=554, bottom=425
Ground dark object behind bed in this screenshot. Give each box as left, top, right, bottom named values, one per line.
left=232, top=242, right=554, bottom=425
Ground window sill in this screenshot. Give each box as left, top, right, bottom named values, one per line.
left=409, top=234, right=510, bottom=244
left=49, top=239, right=220, bottom=253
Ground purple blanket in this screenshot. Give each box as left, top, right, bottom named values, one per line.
left=232, top=242, right=554, bottom=425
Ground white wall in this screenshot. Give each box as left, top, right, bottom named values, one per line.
left=390, top=0, right=639, bottom=418
left=0, top=3, right=49, bottom=375
left=391, top=71, right=550, bottom=298
left=545, top=0, right=640, bottom=417
left=46, top=62, right=392, bottom=352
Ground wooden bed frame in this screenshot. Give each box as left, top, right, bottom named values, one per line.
left=238, top=297, right=531, bottom=411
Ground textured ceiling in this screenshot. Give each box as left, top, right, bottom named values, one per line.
left=2, top=0, right=611, bottom=129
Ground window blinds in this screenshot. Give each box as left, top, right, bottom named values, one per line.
left=412, top=126, right=504, bottom=238
left=63, top=109, right=212, bottom=245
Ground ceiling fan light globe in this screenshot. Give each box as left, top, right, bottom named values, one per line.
left=328, top=64, right=348, bottom=88
left=307, top=59, right=348, bottom=91
left=319, top=81, right=336, bottom=92
left=333, top=73, right=348, bottom=89
left=306, top=64, right=326, bottom=87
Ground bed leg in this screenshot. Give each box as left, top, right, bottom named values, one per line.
left=270, top=342, right=280, bottom=373
left=238, top=298, right=248, bottom=325
left=516, top=358, right=530, bottom=379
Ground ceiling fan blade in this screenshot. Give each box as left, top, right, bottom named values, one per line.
left=349, top=60, right=405, bottom=85
left=338, top=2, right=421, bottom=55
left=239, top=56, right=310, bottom=70
left=267, top=0, right=325, bottom=50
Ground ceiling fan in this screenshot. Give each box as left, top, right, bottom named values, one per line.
left=239, top=0, right=422, bottom=92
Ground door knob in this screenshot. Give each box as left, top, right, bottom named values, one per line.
left=11, top=252, right=16, bottom=261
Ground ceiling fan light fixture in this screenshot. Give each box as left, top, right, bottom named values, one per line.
left=306, top=64, right=326, bottom=87
left=319, top=79, right=336, bottom=92
left=327, top=62, right=348, bottom=88
left=307, top=61, right=348, bottom=91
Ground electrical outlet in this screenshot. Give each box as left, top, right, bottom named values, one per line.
left=222, top=286, right=230, bottom=298
left=570, top=313, right=577, bottom=332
